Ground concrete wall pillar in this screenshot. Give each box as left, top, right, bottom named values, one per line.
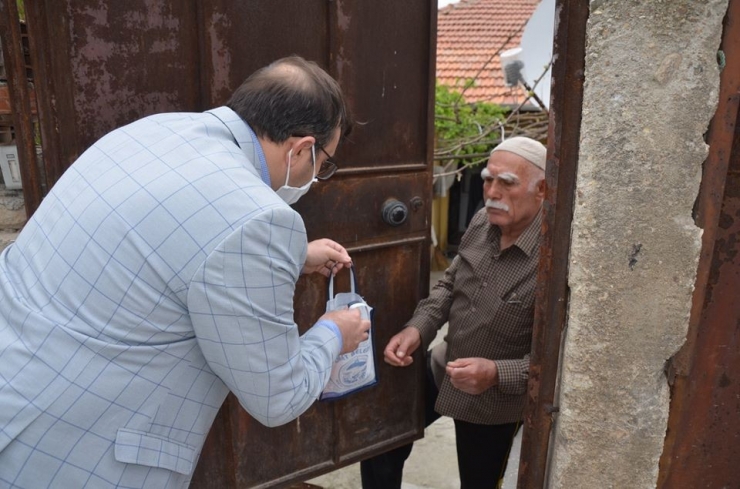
left=548, top=1, right=729, bottom=487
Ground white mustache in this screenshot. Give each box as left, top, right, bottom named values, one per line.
left=485, top=199, right=510, bottom=212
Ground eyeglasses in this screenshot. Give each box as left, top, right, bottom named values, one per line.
left=291, top=133, right=339, bottom=181
left=315, top=146, right=338, bottom=181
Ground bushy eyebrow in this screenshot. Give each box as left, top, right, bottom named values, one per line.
left=481, top=168, right=520, bottom=184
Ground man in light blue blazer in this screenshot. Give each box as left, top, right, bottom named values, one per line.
left=0, top=56, right=370, bottom=488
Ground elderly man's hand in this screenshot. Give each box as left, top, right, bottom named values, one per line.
left=383, top=327, right=421, bottom=367
left=446, top=357, right=498, bottom=395
left=302, top=239, right=352, bottom=277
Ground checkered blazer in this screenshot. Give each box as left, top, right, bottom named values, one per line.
left=0, top=107, right=341, bottom=488
left=412, top=208, right=542, bottom=425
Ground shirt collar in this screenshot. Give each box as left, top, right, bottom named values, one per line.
left=515, top=208, right=543, bottom=256
left=205, top=106, right=272, bottom=186
left=488, top=207, right=543, bottom=257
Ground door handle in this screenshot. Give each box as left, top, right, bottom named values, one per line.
left=381, top=199, right=409, bottom=226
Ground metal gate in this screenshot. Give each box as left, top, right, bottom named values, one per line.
left=658, top=0, right=740, bottom=486
left=0, top=1, right=435, bottom=487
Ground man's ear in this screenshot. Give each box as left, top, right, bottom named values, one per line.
left=288, top=136, right=316, bottom=164
left=536, top=177, right=546, bottom=198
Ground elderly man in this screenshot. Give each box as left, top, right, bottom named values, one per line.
left=361, top=137, right=546, bottom=489
left=0, top=56, right=370, bottom=488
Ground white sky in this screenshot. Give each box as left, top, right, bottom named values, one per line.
left=438, top=0, right=461, bottom=8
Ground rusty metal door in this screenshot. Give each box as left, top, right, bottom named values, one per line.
left=2, top=1, right=435, bottom=487
left=658, top=0, right=740, bottom=486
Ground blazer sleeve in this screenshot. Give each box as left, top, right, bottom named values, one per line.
left=187, top=205, right=341, bottom=427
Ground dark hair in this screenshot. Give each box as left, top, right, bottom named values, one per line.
left=227, top=56, right=352, bottom=149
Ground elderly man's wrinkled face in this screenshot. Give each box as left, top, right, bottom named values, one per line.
left=482, top=150, right=545, bottom=233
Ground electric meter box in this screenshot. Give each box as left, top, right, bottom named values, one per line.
left=0, top=145, right=22, bottom=189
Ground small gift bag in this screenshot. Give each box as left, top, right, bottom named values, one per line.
left=320, top=266, right=378, bottom=400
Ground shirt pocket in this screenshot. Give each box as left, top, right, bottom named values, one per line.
left=498, top=300, right=533, bottom=320
left=492, top=302, right=534, bottom=347
left=114, top=428, right=198, bottom=475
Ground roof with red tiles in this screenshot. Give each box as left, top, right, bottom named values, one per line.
left=437, top=0, right=540, bottom=107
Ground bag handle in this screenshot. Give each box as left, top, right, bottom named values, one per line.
left=328, top=265, right=359, bottom=299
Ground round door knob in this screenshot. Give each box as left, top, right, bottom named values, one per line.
left=382, top=199, right=409, bottom=226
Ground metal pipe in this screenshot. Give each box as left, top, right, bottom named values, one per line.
left=517, top=0, right=589, bottom=487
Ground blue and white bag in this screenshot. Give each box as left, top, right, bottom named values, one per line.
left=320, top=267, right=378, bottom=400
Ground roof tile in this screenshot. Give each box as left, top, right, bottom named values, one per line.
left=437, top=0, right=540, bottom=106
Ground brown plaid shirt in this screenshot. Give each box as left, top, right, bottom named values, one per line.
left=412, top=207, right=541, bottom=425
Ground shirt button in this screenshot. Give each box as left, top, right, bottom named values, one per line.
left=471, top=307, right=476, bottom=312
left=481, top=282, right=487, bottom=288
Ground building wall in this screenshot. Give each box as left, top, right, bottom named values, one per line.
left=0, top=185, right=23, bottom=251
left=548, top=1, right=729, bottom=487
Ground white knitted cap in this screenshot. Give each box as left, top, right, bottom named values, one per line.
left=491, top=136, right=547, bottom=171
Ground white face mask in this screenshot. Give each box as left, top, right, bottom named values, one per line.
left=276, top=146, right=318, bottom=205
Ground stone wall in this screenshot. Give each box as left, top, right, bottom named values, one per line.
left=548, top=1, right=729, bottom=487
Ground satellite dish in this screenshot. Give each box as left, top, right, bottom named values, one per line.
left=499, top=0, right=555, bottom=109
